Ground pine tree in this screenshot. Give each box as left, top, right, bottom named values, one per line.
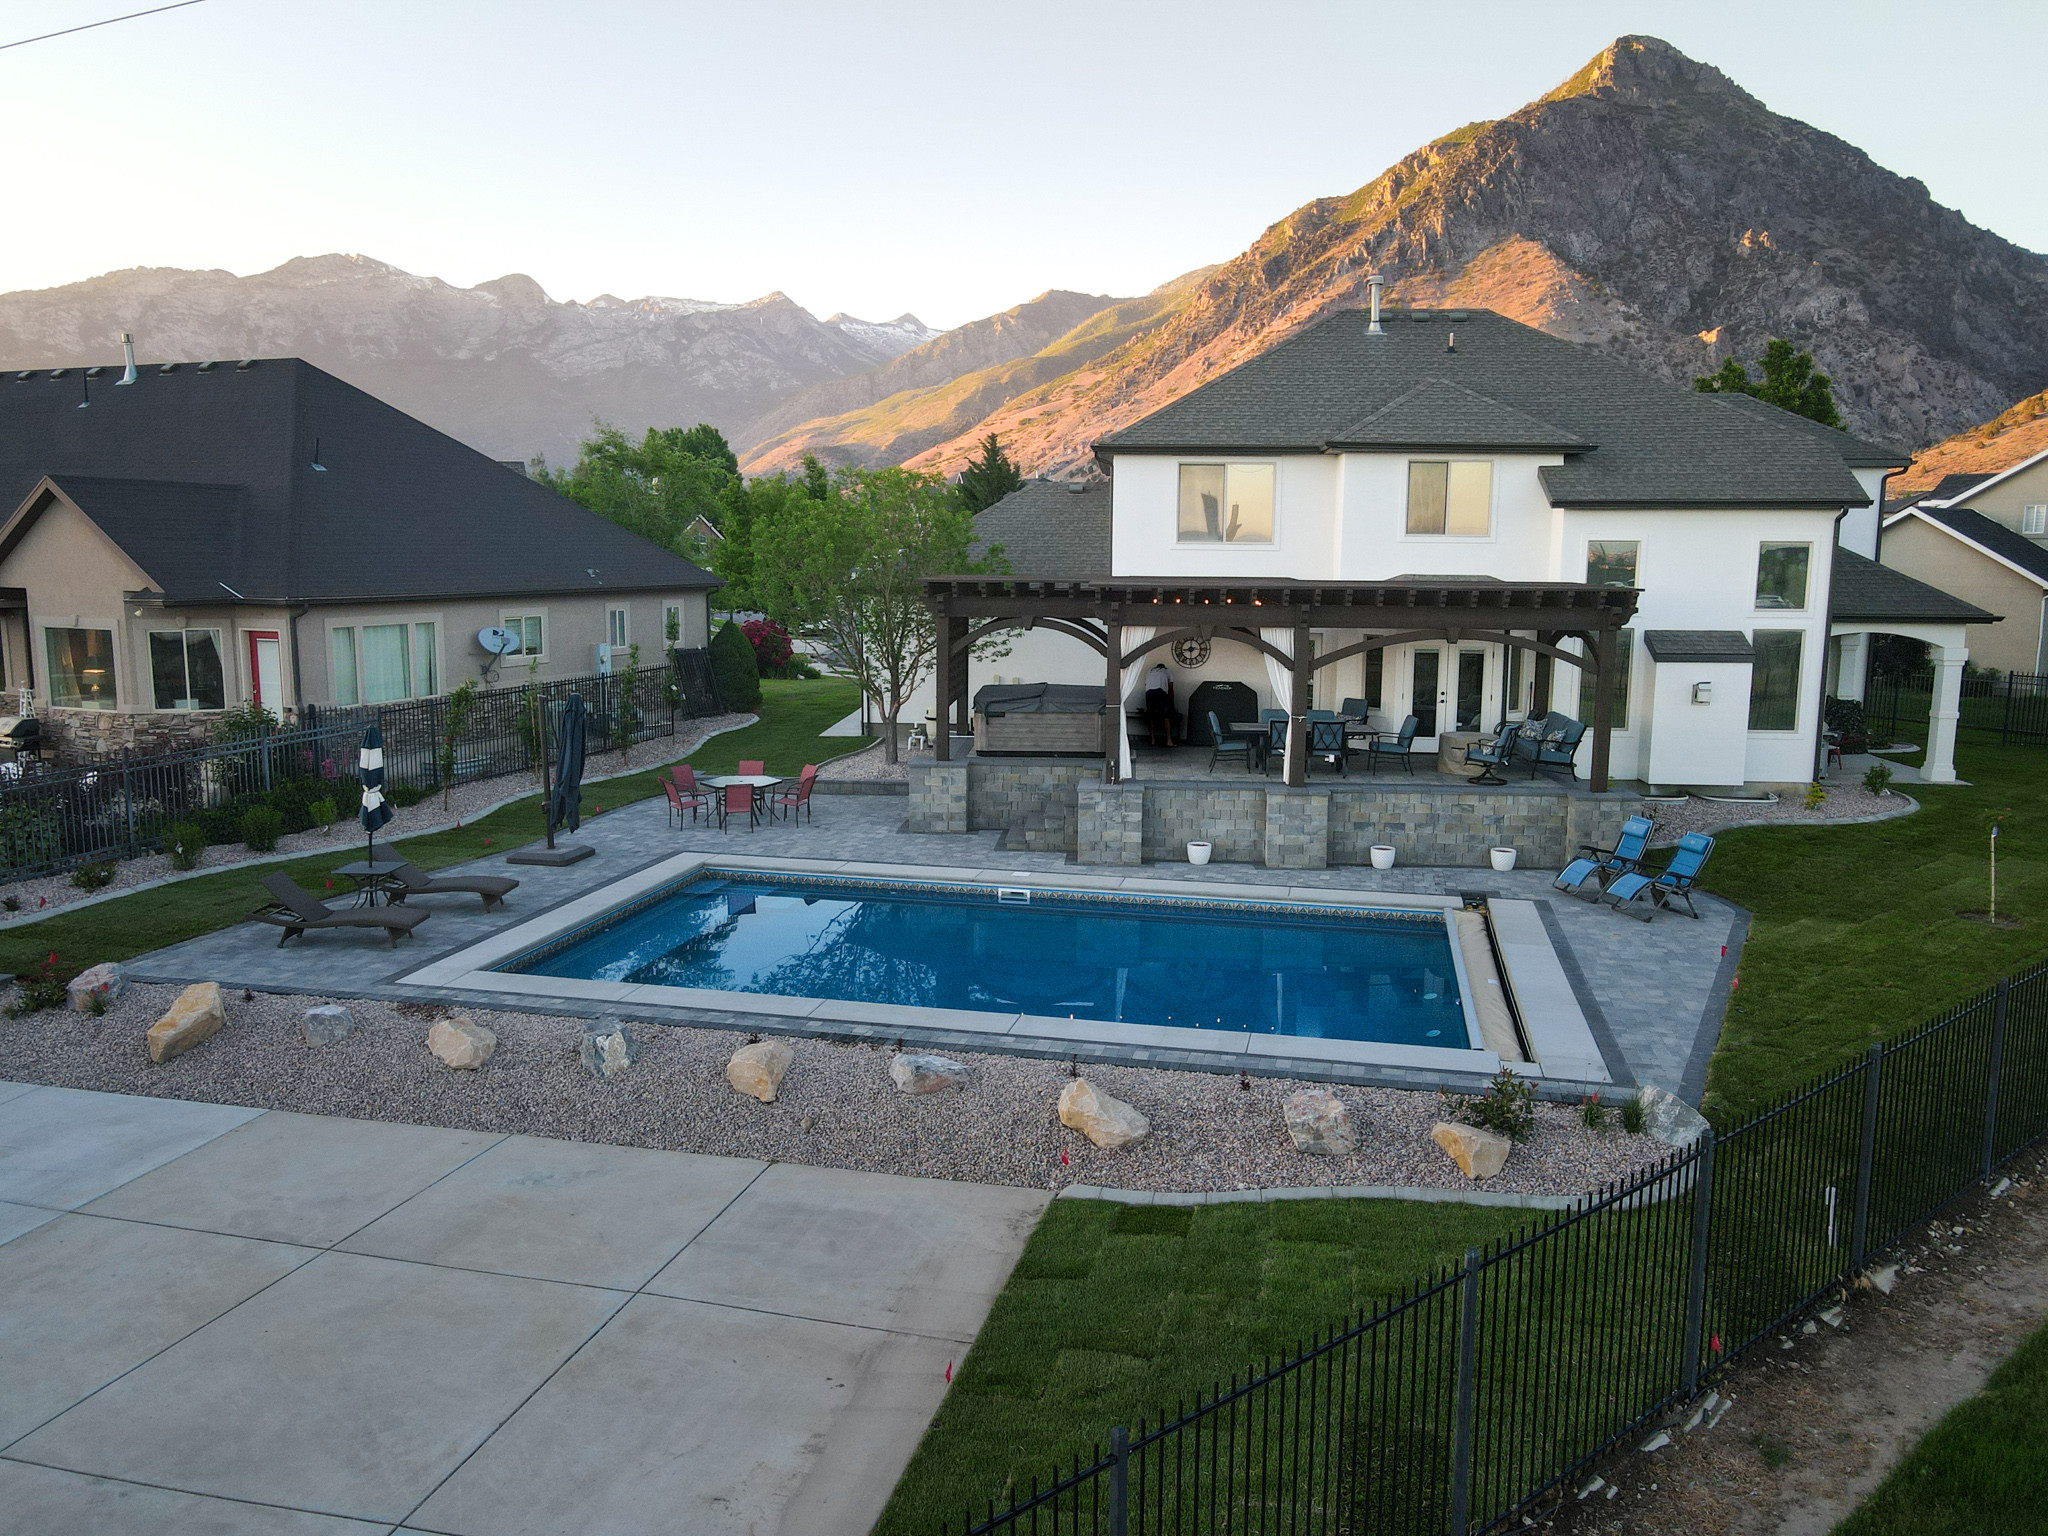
left=957, top=432, right=1025, bottom=512
left=1694, top=339, right=1843, bottom=429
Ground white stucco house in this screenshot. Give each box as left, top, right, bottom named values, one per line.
left=920, top=296, right=1993, bottom=790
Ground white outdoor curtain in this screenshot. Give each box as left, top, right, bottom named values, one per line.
left=1115, top=626, right=1157, bottom=780
left=1260, top=627, right=1297, bottom=781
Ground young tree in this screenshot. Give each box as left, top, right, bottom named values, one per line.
left=957, top=432, right=1025, bottom=512
left=1694, top=338, right=1843, bottom=428
left=537, top=422, right=737, bottom=560
left=753, top=467, right=1005, bottom=762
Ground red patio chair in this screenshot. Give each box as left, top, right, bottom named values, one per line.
left=771, top=764, right=818, bottom=825
left=661, top=776, right=684, bottom=828
left=737, top=759, right=766, bottom=776
left=719, top=781, right=757, bottom=833
left=671, top=764, right=712, bottom=823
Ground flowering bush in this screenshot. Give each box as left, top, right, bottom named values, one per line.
left=742, top=619, right=794, bottom=677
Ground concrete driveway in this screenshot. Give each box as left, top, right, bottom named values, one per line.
left=0, top=1082, right=1047, bottom=1535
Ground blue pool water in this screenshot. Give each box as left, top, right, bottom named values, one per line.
left=506, top=875, right=1469, bottom=1046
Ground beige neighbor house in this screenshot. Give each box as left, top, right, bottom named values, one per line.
left=0, top=353, right=718, bottom=760
left=1882, top=449, right=2048, bottom=676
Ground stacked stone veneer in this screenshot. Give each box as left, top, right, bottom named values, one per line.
left=909, top=756, right=1645, bottom=869
left=40, top=707, right=225, bottom=763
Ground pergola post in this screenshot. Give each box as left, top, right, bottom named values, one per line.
left=951, top=616, right=970, bottom=740
left=1286, top=619, right=1311, bottom=788
left=1533, top=630, right=1556, bottom=716
left=1103, top=617, right=1123, bottom=784
left=1588, top=630, right=1613, bottom=793
left=931, top=601, right=952, bottom=762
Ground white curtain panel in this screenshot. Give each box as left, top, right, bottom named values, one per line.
left=1116, top=625, right=1157, bottom=780
left=1260, top=627, right=1297, bottom=780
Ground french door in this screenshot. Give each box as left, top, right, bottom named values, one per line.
left=1408, top=646, right=1489, bottom=749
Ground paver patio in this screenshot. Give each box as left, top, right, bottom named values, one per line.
left=0, top=1083, right=1047, bottom=1535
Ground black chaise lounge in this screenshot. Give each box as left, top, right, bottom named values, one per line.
left=254, top=872, right=430, bottom=947
left=386, top=860, right=519, bottom=911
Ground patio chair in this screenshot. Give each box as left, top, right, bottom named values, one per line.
left=1264, top=716, right=1290, bottom=773
left=1463, top=719, right=1522, bottom=786
left=718, top=781, right=758, bottom=833
left=1516, top=714, right=1587, bottom=780
left=1605, top=832, right=1715, bottom=921
left=1307, top=718, right=1349, bottom=776
left=252, top=873, right=430, bottom=948
left=1206, top=710, right=1256, bottom=773
left=384, top=860, right=519, bottom=912
left=1363, top=715, right=1419, bottom=775
left=771, top=764, right=818, bottom=824
left=1552, top=815, right=1655, bottom=897
left=670, top=764, right=712, bottom=824
left=737, top=759, right=766, bottom=776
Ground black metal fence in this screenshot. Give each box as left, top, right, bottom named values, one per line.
left=940, top=958, right=2048, bottom=1535
left=0, top=651, right=722, bottom=878
left=1864, top=668, right=2048, bottom=747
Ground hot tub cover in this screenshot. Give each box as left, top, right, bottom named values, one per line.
left=973, top=683, right=1105, bottom=715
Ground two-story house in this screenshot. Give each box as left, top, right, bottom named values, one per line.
left=944, top=298, right=1992, bottom=790
left=1880, top=449, right=2048, bottom=676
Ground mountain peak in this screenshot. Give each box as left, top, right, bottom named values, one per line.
left=1543, top=35, right=1753, bottom=111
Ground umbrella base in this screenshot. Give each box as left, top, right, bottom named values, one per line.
left=505, top=841, right=596, bottom=867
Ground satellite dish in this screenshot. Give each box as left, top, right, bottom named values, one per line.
left=478, top=627, right=521, bottom=656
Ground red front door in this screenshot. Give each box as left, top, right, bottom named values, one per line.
left=247, top=631, right=282, bottom=710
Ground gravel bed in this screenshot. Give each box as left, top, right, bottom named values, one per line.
left=816, top=739, right=908, bottom=782
left=1645, top=782, right=1913, bottom=846
left=0, top=712, right=752, bottom=917
left=0, top=984, right=1671, bottom=1197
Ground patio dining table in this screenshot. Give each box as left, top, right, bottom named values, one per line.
left=701, top=773, right=787, bottom=822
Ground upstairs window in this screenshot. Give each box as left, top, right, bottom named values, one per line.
left=1586, top=540, right=1639, bottom=588
left=1177, top=463, right=1274, bottom=543
left=1406, top=461, right=1492, bottom=536
left=1755, top=542, right=1811, bottom=610
left=2022, top=504, right=2046, bottom=536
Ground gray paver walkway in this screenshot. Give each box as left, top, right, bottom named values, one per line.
left=0, top=1083, right=1047, bottom=1535
left=123, top=790, right=1740, bottom=1095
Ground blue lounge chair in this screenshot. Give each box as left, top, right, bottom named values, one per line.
left=1606, top=833, right=1715, bottom=921
left=1364, top=715, right=1419, bottom=774
left=1207, top=710, right=1256, bottom=773
left=1463, top=719, right=1521, bottom=786
left=1553, top=814, right=1655, bottom=896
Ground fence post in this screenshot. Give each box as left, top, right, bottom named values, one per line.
left=121, top=746, right=136, bottom=858
left=1448, top=1246, right=1481, bottom=1536
left=1679, top=1131, right=1716, bottom=1399
left=1983, top=978, right=2012, bottom=1180
left=1849, top=1041, right=1884, bottom=1274
left=1108, top=1424, right=1129, bottom=1536
left=258, top=718, right=272, bottom=792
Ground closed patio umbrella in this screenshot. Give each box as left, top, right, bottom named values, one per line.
left=358, top=724, right=393, bottom=861
left=549, top=694, right=587, bottom=839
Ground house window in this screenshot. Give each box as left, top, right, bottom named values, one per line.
left=504, top=613, right=546, bottom=659
left=2023, top=504, right=2047, bottom=536
left=332, top=627, right=358, bottom=707
left=1586, top=540, right=1639, bottom=588
left=1405, top=460, right=1492, bottom=537
left=148, top=629, right=225, bottom=710
left=607, top=607, right=629, bottom=649
left=44, top=627, right=116, bottom=710
left=413, top=622, right=437, bottom=696
left=1578, top=630, right=1633, bottom=731
left=1755, top=542, right=1811, bottom=610
left=1505, top=645, right=1527, bottom=715
left=1749, top=630, right=1804, bottom=731
left=1177, top=463, right=1274, bottom=543
left=662, top=600, right=684, bottom=650
left=361, top=625, right=411, bottom=704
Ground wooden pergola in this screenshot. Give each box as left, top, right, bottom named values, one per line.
left=924, top=577, right=1641, bottom=791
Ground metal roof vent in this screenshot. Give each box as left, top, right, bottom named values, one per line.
left=118, top=332, right=138, bottom=385
left=48, top=368, right=67, bottom=380
left=235, top=359, right=255, bottom=371
left=196, top=361, right=218, bottom=373
left=158, top=363, right=179, bottom=374
left=85, top=366, right=105, bottom=379
left=1066, top=481, right=1089, bottom=494
left=1366, top=274, right=1385, bottom=336
left=13, top=371, right=31, bottom=382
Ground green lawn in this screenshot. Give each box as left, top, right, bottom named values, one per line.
left=0, top=677, right=862, bottom=978
left=1832, top=1316, right=2048, bottom=1536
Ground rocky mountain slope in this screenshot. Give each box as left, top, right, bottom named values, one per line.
left=767, top=35, right=2048, bottom=479
left=1892, top=389, right=2048, bottom=493
left=0, top=255, right=939, bottom=467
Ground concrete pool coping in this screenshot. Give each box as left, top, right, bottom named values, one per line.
left=408, top=853, right=1610, bottom=1093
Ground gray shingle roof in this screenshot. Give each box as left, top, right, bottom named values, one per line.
left=1095, top=309, right=1876, bottom=509
left=1831, top=547, right=1999, bottom=624
left=1328, top=378, right=1591, bottom=451
left=1707, top=391, right=1912, bottom=470
left=1643, top=630, right=1756, bottom=663
left=1905, top=505, right=2048, bottom=586
left=0, top=359, right=719, bottom=606
left=971, top=477, right=1111, bottom=579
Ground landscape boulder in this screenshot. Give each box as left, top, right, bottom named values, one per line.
left=427, top=1017, right=496, bottom=1070
left=67, top=962, right=125, bottom=1013
left=727, top=1039, right=794, bottom=1102
left=1431, top=1121, right=1511, bottom=1181
left=146, top=982, right=225, bottom=1064
left=1283, top=1089, right=1356, bottom=1156
left=1057, top=1079, right=1150, bottom=1150
left=302, top=1004, right=356, bottom=1046
left=1636, top=1085, right=1710, bottom=1150
left=580, top=1017, right=638, bottom=1079
left=890, top=1052, right=971, bottom=1094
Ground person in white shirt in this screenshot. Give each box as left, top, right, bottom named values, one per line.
left=1143, top=661, right=1175, bottom=747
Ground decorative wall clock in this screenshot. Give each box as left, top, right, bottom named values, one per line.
left=1170, top=635, right=1212, bottom=668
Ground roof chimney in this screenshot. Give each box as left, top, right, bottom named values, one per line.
left=1366, top=275, right=1385, bottom=335
left=118, top=333, right=137, bottom=386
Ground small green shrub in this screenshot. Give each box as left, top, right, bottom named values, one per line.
left=6, top=951, right=71, bottom=1015
left=709, top=619, right=762, bottom=711
left=199, top=806, right=243, bottom=845
left=387, top=784, right=426, bottom=809
left=165, top=819, right=207, bottom=870
left=239, top=805, right=285, bottom=852
left=1804, top=781, right=1828, bottom=810
left=308, top=796, right=338, bottom=830
left=1621, top=1097, right=1647, bottom=1135
left=1863, top=763, right=1894, bottom=796
left=1580, top=1096, right=1610, bottom=1133
left=1448, top=1065, right=1538, bottom=1142
left=70, top=861, right=116, bottom=891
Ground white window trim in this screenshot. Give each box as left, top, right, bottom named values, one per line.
left=1174, top=460, right=1279, bottom=548
left=1399, top=458, right=1498, bottom=543
left=501, top=608, right=550, bottom=664
left=606, top=605, right=630, bottom=650
left=661, top=600, right=685, bottom=650
left=1754, top=540, right=1814, bottom=614
left=2022, top=503, right=2047, bottom=537
left=327, top=613, right=445, bottom=705
left=1584, top=538, right=1642, bottom=590
left=42, top=623, right=118, bottom=711
left=146, top=627, right=226, bottom=712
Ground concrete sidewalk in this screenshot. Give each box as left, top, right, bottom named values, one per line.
left=0, top=1082, right=1047, bottom=1535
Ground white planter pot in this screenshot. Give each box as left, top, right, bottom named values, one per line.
left=1370, top=845, right=1396, bottom=871
left=1490, top=847, right=1517, bottom=872
left=1187, top=841, right=1214, bottom=866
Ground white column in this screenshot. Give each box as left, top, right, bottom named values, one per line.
left=1835, top=632, right=1870, bottom=702
left=1925, top=647, right=1966, bottom=785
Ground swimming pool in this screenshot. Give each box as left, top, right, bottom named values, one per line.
left=502, top=872, right=1471, bottom=1047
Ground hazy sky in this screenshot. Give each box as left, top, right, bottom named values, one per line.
left=5, top=0, right=2043, bottom=329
